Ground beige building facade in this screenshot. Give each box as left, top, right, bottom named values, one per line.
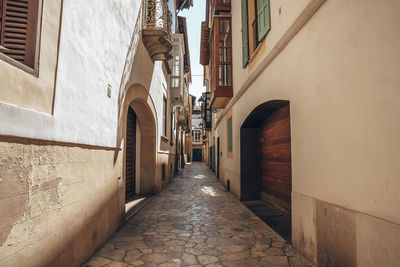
left=202, top=0, right=400, bottom=265
left=0, top=0, right=192, bottom=266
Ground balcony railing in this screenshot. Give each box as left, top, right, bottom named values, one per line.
left=142, top=0, right=173, bottom=61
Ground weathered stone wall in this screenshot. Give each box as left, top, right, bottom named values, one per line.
left=0, top=141, right=123, bottom=266
left=292, top=192, right=400, bottom=266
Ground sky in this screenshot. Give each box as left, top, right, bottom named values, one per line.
left=179, top=1, right=206, bottom=105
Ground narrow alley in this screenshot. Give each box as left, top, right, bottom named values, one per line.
left=1, top=0, right=400, bottom=266
left=84, top=163, right=311, bottom=267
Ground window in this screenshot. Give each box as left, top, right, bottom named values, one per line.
left=162, top=96, right=167, bottom=136
left=171, top=52, right=180, bottom=88
left=0, top=0, right=41, bottom=70
left=209, top=16, right=232, bottom=99
left=217, top=18, right=231, bottom=87
left=227, top=116, right=232, bottom=152
left=171, top=36, right=183, bottom=90
left=207, top=1, right=233, bottom=109
left=0, top=0, right=60, bottom=114
left=193, top=129, right=202, bottom=143
left=241, top=0, right=271, bottom=67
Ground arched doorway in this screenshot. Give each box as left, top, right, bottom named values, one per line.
left=123, top=84, right=158, bottom=199
left=241, top=100, right=292, bottom=240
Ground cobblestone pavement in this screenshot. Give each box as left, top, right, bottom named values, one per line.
left=83, top=163, right=312, bottom=267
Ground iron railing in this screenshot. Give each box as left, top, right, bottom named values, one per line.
left=142, top=0, right=172, bottom=37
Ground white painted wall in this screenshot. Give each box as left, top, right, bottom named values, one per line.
left=0, top=0, right=142, bottom=148
left=149, top=62, right=169, bottom=152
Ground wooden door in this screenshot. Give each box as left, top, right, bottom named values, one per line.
left=259, top=104, right=291, bottom=216
left=125, top=106, right=136, bottom=202
left=217, top=137, right=220, bottom=178
left=193, top=149, right=202, bottom=162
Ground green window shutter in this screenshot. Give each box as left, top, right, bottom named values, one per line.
left=257, top=0, right=271, bottom=42
left=227, top=116, right=232, bottom=152
left=241, top=0, right=249, bottom=68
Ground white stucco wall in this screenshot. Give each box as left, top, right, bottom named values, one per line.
left=0, top=0, right=142, bottom=148
left=149, top=62, right=169, bottom=152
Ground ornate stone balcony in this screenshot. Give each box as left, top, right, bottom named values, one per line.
left=142, top=0, right=173, bottom=61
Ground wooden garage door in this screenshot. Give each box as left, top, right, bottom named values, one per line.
left=260, top=104, right=292, bottom=216
left=125, top=106, right=136, bottom=202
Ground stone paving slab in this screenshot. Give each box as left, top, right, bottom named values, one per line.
left=83, top=163, right=313, bottom=267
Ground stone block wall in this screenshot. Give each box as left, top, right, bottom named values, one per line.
left=292, top=192, right=400, bottom=266
left=0, top=141, right=123, bottom=266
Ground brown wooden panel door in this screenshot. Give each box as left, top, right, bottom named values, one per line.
left=125, top=106, right=136, bottom=202
left=259, top=104, right=291, bottom=216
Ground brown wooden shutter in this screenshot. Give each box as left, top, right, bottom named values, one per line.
left=0, top=0, right=39, bottom=68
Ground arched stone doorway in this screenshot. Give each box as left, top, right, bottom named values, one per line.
left=241, top=100, right=292, bottom=240
left=123, top=84, right=158, bottom=198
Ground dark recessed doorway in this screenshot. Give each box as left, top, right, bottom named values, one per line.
left=125, top=106, right=136, bottom=203
left=193, top=148, right=202, bottom=162
left=240, top=100, right=292, bottom=241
